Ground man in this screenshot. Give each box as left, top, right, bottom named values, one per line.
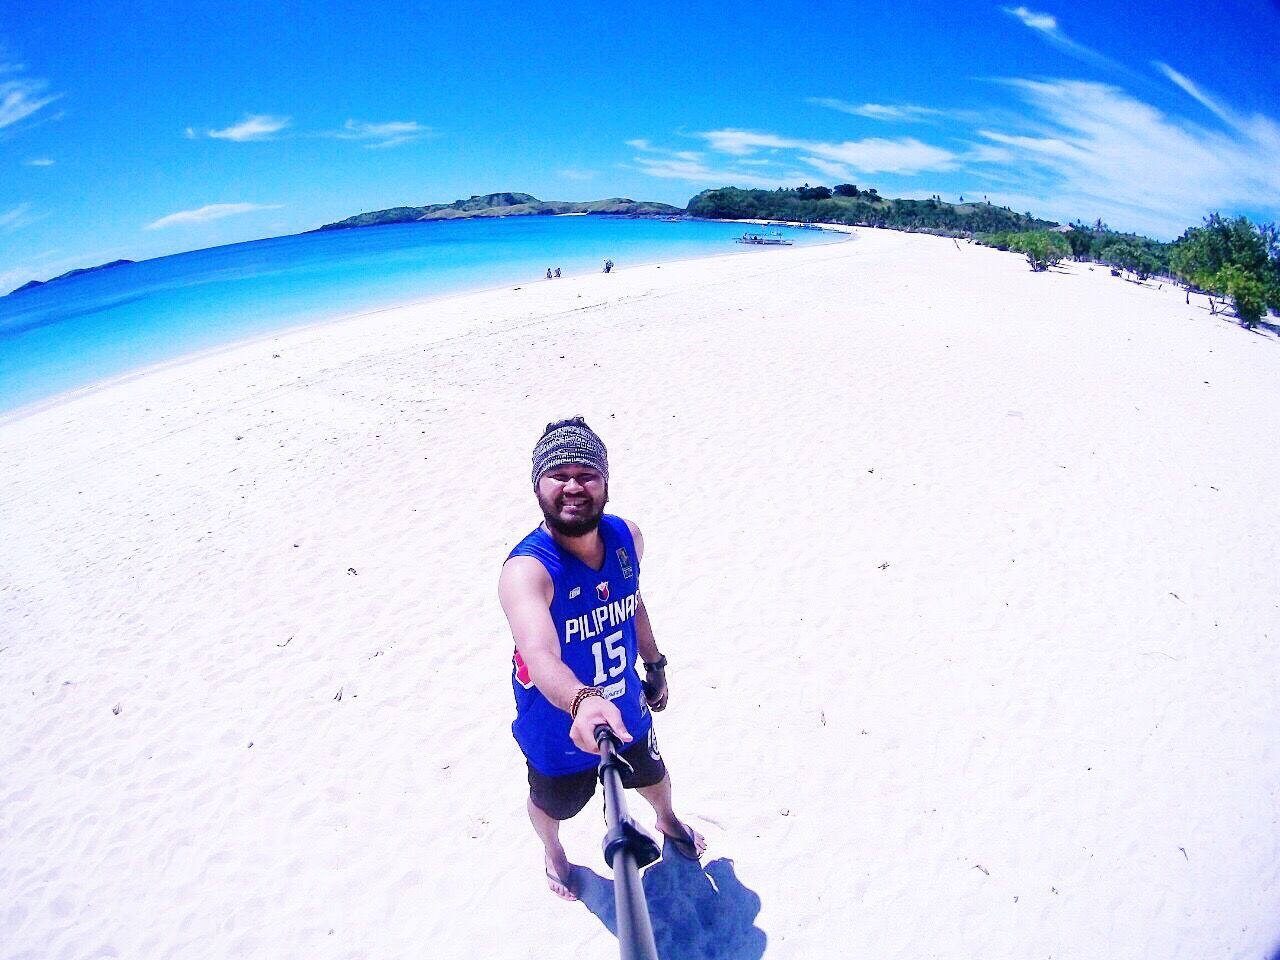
left=499, top=417, right=706, bottom=900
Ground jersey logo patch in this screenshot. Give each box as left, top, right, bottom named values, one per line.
left=513, top=649, right=534, bottom=689
left=569, top=586, right=581, bottom=599
left=596, top=581, right=610, bottom=602
left=617, top=547, right=634, bottom=579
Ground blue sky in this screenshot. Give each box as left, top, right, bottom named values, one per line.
left=2, top=0, right=1278, bottom=293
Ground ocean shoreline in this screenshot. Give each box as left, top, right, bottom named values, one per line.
left=1, top=224, right=848, bottom=425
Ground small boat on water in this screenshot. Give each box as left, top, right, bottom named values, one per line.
left=734, top=230, right=793, bottom=246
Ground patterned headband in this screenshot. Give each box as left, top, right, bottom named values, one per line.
left=531, top=417, right=609, bottom=486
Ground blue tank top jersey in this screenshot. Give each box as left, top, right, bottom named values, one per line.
left=507, top=514, right=652, bottom=776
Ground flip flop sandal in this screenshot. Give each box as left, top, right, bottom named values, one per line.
left=545, top=866, right=579, bottom=901
left=662, top=824, right=704, bottom=861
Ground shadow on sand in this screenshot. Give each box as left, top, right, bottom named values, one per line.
left=575, top=836, right=766, bottom=960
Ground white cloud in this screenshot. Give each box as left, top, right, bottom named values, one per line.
left=805, top=137, right=957, bottom=174
left=207, top=115, right=291, bottom=141
left=145, top=202, right=283, bottom=230
left=24, top=157, right=54, bottom=166
left=700, top=129, right=792, bottom=156
left=975, top=77, right=1280, bottom=236
left=808, top=98, right=944, bottom=122
left=1001, top=6, right=1127, bottom=74
left=0, top=76, right=60, bottom=129
left=325, top=119, right=430, bottom=148
left=630, top=149, right=796, bottom=189
left=800, top=156, right=856, bottom=180
left=961, top=142, right=1016, bottom=165
left=632, top=59, right=1280, bottom=239
left=0, top=202, right=35, bottom=230
left=699, top=128, right=958, bottom=175
left=559, top=168, right=596, bottom=181
left=1004, top=5, right=1056, bottom=31
left=1154, top=61, right=1250, bottom=132
left=629, top=125, right=957, bottom=191
left=195, top=115, right=429, bottom=147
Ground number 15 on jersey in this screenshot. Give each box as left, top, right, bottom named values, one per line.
left=591, top=630, right=626, bottom=685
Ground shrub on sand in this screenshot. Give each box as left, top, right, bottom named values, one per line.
left=1098, top=241, right=1157, bottom=280
left=1017, top=231, right=1069, bottom=272
left=978, top=230, right=1068, bottom=271
left=1171, top=214, right=1280, bottom=328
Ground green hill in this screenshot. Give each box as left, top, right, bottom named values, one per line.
left=686, top=186, right=1056, bottom=235
left=316, top=193, right=682, bottom=231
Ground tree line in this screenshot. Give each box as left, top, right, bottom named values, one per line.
left=977, top=215, right=1279, bottom=327
left=686, top=186, right=1055, bottom=235
left=688, top=185, right=1279, bottom=327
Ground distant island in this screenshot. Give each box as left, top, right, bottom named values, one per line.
left=12, top=259, right=136, bottom=295
left=315, top=192, right=683, bottom=231
left=6, top=194, right=681, bottom=296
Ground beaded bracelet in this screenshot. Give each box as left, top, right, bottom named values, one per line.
left=570, top=685, right=606, bottom=719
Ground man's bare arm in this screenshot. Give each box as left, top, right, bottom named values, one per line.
left=499, top=557, right=586, bottom=713
left=625, top=519, right=646, bottom=563
left=635, top=595, right=661, bottom=665
left=622, top=519, right=660, bottom=661
left=499, top=556, right=633, bottom=749
left=623, top=519, right=668, bottom=711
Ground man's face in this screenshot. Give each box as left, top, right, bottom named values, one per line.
left=536, top=464, right=608, bottom=536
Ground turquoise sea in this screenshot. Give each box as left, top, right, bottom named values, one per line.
left=0, top=217, right=837, bottom=415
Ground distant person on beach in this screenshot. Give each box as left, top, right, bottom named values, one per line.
left=603, top=259, right=613, bottom=273
left=554, top=267, right=561, bottom=278
left=546, top=268, right=553, bottom=280
left=499, top=417, right=706, bottom=901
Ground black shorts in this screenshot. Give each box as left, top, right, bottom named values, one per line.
left=527, top=728, right=668, bottom=821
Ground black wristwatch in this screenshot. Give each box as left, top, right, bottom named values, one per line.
left=643, top=654, right=668, bottom=672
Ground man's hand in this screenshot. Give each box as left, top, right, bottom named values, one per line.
left=570, top=695, right=632, bottom=754
left=643, top=668, right=668, bottom=712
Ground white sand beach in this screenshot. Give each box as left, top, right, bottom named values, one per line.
left=3, top=229, right=1278, bottom=960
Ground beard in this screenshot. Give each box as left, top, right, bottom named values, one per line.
left=538, top=485, right=608, bottom=537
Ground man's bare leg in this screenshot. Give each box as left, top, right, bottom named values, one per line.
left=635, top=773, right=707, bottom=858
left=527, top=796, right=578, bottom=900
